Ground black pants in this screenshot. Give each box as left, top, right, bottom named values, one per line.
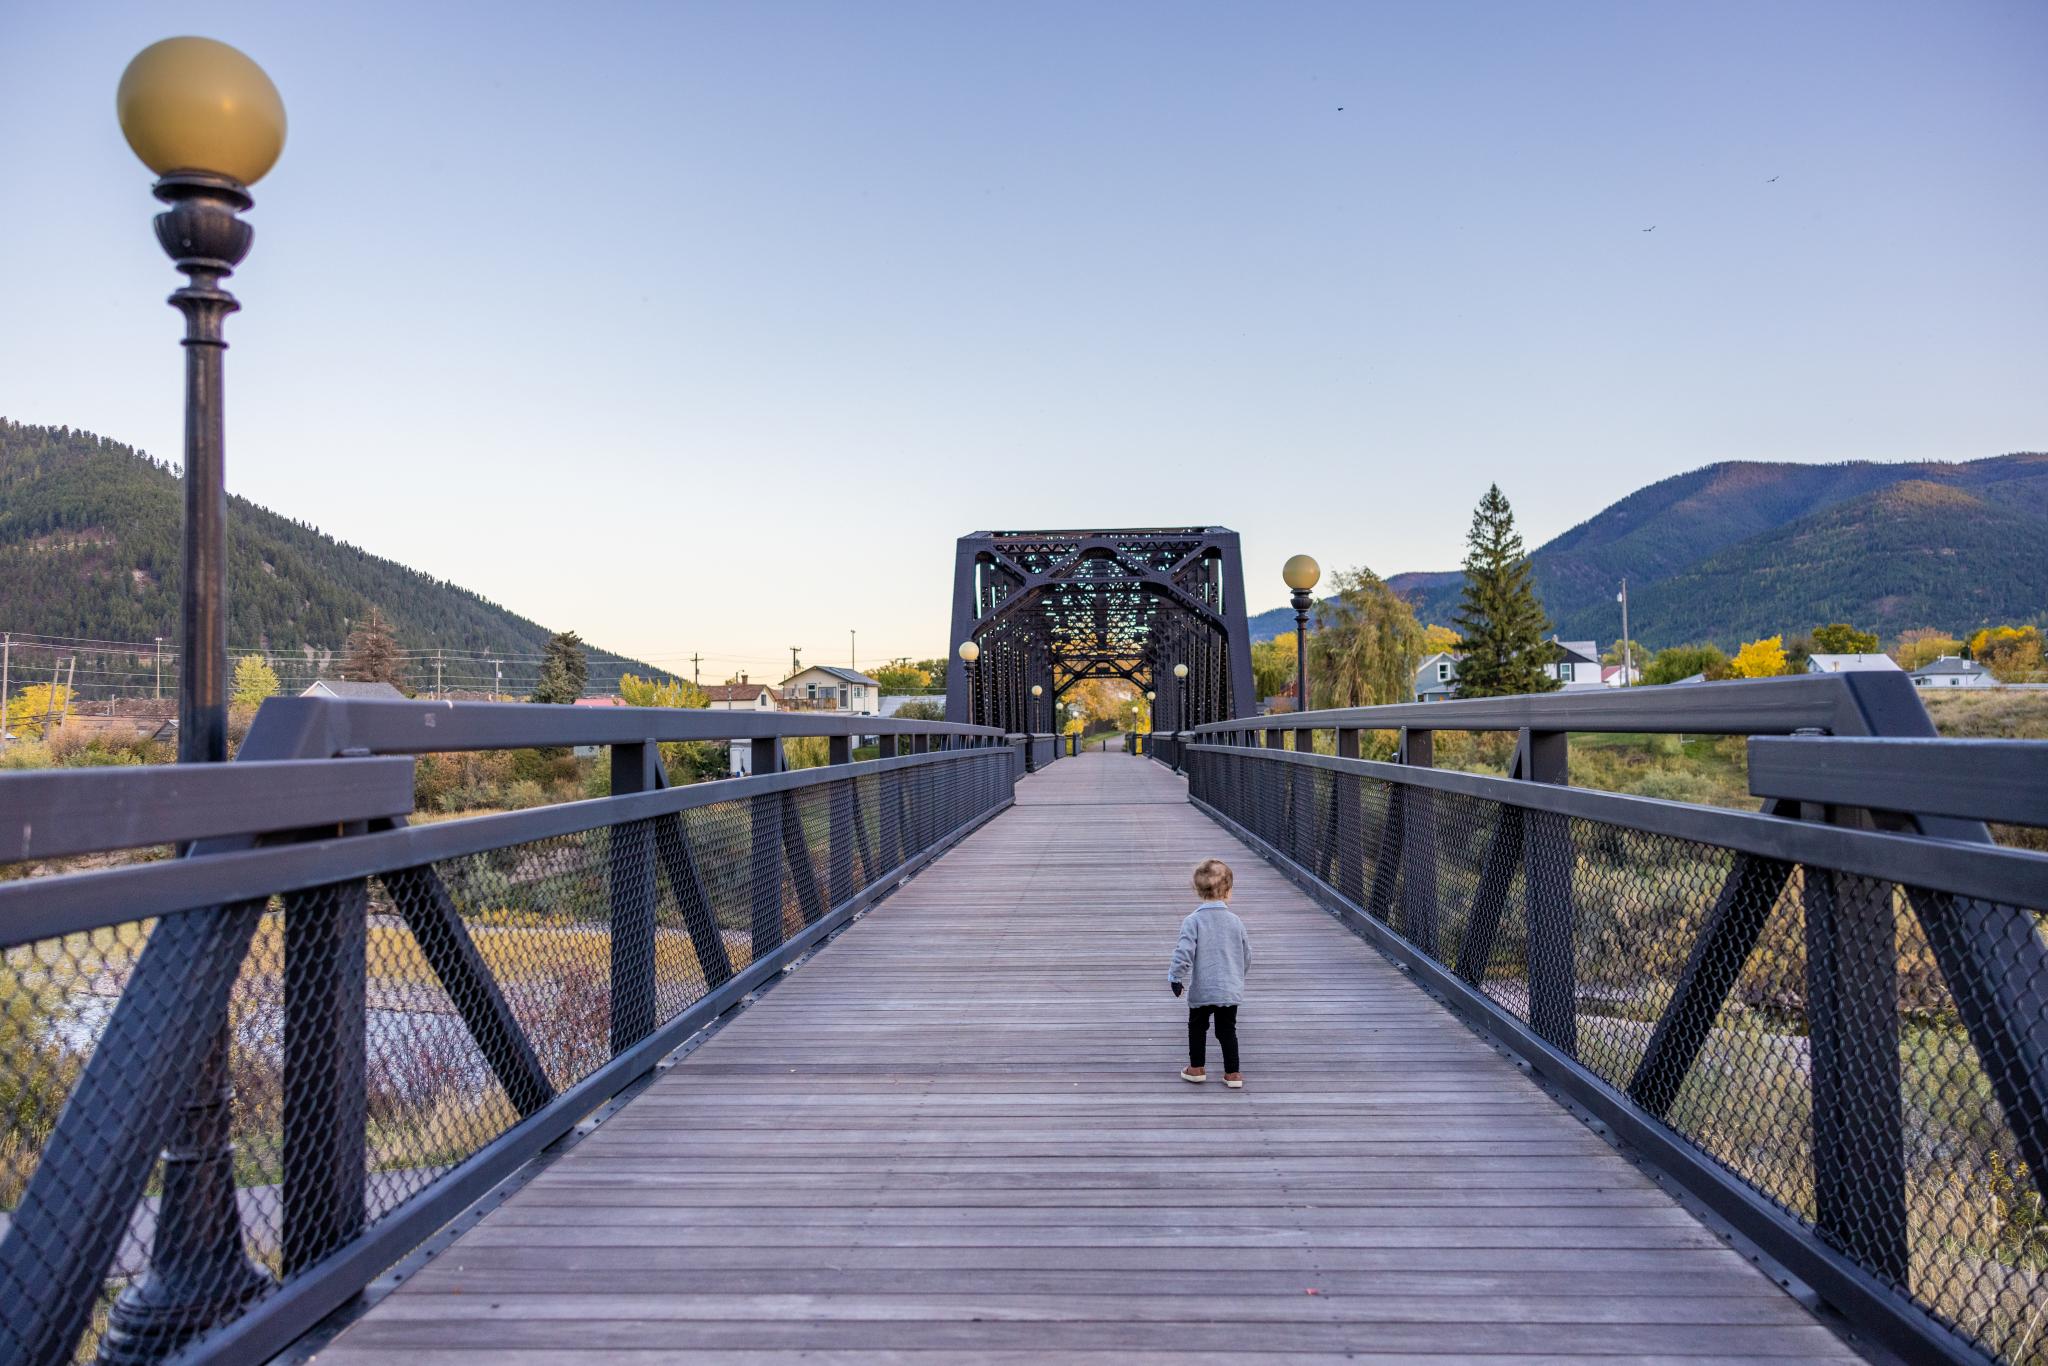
left=1188, top=1005, right=1239, bottom=1072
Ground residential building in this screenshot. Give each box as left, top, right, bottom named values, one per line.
left=1601, top=663, right=1642, bottom=688
left=705, top=674, right=779, bottom=776
left=704, top=676, right=777, bottom=712
left=1415, top=652, right=1459, bottom=703
left=780, top=665, right=882, bottom=715
left=1909, top=656, right=1997, bottom=689
left=301, top=679, right=407, bottom=701
left=1544, top=639, right=1605, bottom=692
left=1806, top=653, right=1904, bottom=675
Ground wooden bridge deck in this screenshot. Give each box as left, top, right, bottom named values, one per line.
left=314, top=752, right=1858, bottom=1364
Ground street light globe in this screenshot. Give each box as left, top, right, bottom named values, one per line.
left=1031, top=684, right=1043, bottom=697
left=118, top=37, right=286, bottom=185
left=1282, top=554, right=1321, bottom=593
left=1173, top=663, right=1189, bottom=680
left=1145, top=690, right=1157, bottom=701
left=957, top=641, right=980, bottom=664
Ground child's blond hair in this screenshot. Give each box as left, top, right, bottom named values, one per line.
left=1192, top=858, right=1234, bottom=900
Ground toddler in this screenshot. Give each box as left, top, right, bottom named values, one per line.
left=1168, top=857, right=1249, bottom=1088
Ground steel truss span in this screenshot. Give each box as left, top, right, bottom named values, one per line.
left=944, top=527, right=1257, bottom=734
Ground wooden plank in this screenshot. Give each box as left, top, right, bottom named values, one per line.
left=317, top=753, right=1859, bottom=1364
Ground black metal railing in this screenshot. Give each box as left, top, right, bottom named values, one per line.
left=1177, top=674, right=2048, bottom=1366
left=0, top=697, right=1014, bottom=1366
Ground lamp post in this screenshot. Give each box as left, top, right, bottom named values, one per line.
left=1030, top=683, right=1043, bottom=735
left=106, top=35, right=285, bottom=1362
left=1172, top=662, right=1190, bottom=773
left=1282, top=554, right=1320, bottom=713
left=957, top=640, right=980, bottom=726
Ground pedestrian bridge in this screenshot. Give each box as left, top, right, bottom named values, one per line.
left=1, top=676, right=2043, bottom=1365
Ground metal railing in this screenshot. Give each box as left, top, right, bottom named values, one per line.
left=1172, top=674, right=2048, bottom=1365
left=0, top=697, right=1014, bottom=1366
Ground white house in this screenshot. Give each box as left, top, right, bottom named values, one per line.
left=1909, top=656, right=1997, bottom=690
left=1544, top=639, right=1605, bottom=692
left=1807, top=653, right=1904, bottom=675
left=704, top=674, right=779, bottom=776
left=780, top=665, right=882, bottom=715
left=1601, top=662, right=1642, bottom=688
left=1415, top=653, right=1459, bottom=702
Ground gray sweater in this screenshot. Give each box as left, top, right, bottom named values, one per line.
left=1170, top=901, right=1250, bottom=1008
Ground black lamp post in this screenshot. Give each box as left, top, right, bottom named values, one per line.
left=1172, top=663, right=1189, bottom=773
left=102, top=37, right=285, bottom=1362
left=1030, top=683, right=1043, bottom=735
left=1282, top=554, right=1320, bottom=713
left=957, top=640, right=980, bottom=726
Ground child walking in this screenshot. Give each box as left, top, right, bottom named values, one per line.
left=1168, top=858, right=1250, bottom=1088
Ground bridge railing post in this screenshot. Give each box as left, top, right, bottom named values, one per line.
left=749, top=737, right=786, bottom=973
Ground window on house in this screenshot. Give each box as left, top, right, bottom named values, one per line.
left=1437, top=663, right=1450, bottom=682
left=839, top=687, right=848, bottom=705
left=806, top=684, right=817, bottom=699
left=1558, top=663, right=1574, bottom=682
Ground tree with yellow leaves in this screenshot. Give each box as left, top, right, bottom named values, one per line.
left=1729, top=635, right=1790, bottom=679
left=1894, top=629, right=1963, bottom=671
left=5, top=683, right=72, bottom=739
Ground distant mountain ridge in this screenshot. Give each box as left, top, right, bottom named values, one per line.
left=1249, top=453, right=2048, bottom=650
left=0, top=420, right=676, bottom=694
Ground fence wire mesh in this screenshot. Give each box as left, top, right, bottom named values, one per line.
left=1192, top=744, right=2048, bottom=1365
left=0, top=747, right=1011, bottom=1365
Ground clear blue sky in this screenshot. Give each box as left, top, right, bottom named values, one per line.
left=3, top=1, right=2042, bottom=676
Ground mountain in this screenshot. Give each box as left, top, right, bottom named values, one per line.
left=0, top=420, right=676, bottom=696
left=1249, top=453, right=2048, bottom=650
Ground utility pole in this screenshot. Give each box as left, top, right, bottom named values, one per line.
left=850, top=629, right=856, bottom=671
left=1618, top=578, right=1634, bottom=687
left=690, top=652, right=702, bottom=687
left=0, top=633, right=9, bottom=738
left=435, top=649, right=443, bottom=700
left=789, top=646, right=801, bottom=677
left=62, top=657, right=76, bottom=723
left=154, top=636, right=164, bottom=699
left=42, top=655, right=63, bottom=738
left=492, top=659, right=503, bottom=700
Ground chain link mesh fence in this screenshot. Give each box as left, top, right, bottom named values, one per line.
left=1191, top=743, right=2048, bottom=1365
left=0, top=746, right=1011, bottom=1365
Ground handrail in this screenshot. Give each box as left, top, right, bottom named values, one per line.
left=238, top=694, right=1007, bottom=758
left=0, top=758, right=415, bottom=861
left=1192, top=672, right=1934, bottom=740
left=1748, top=736, right=2048, bottom=828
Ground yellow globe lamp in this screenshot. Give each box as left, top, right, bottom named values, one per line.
left=118, top=37, right=286, bottom=185
left=1281, top=554, right=1321, bottom=594
left=957, top=641, right=980, bottom=664
left=1173, top=663, right=1189, bottom=680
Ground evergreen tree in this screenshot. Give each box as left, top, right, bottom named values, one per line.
left=531, top=630, right=589, bottom=704
left=1451, top=485, right=1558, bottom=697
left=341, top=608, right=408, bottom=689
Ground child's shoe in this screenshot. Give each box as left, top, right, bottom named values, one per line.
left=1224, top=1073, right=1244, bottom=1088
left=1180, top=1067, right=1207, bottom=1083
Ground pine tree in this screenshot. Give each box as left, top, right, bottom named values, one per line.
left=341, top=608, right=408, bottom=689
left=531, top=630, right=588, bottom=704
left=1451, top=485, right=1558, bottom=697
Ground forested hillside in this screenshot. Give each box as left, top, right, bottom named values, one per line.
left=0, top=420, right=671, bottom=691
left=1250, top=452, right=2048, bottom=648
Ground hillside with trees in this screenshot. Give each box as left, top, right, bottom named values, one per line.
left=1250, top=452, right=2048, bottom=649
left=0, top=420, right=674, bottom=694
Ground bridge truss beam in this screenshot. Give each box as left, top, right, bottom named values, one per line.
left=944, top=527, right=1257, bottom=733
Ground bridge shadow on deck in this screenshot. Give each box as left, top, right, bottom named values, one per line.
left=314, top=753, right=1857, bottom=1364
